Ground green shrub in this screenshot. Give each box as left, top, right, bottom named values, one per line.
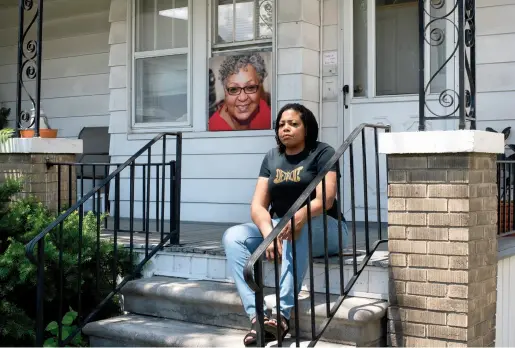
left=0, top=180, right=134, bottom=346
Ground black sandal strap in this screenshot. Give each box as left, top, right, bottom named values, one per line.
left=244, top=317, right=272, bottom=346
left=264, top=314, right=290, bottom=339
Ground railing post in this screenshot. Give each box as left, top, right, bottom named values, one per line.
left=254, top=259, right=266, bottom=347
left=171, top=134, right=182, bottom=245
left=35, top=238, right=45, bottom=346
left=16, top=0, right=45, bottom=136
left=379, top=130, right=502, bottom=346
left=418, top=0, right=476, bottom=131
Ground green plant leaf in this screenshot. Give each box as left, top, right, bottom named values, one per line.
left=0, top=128, right=14, bottom=143
left=61, top=326, right=71, bottom=340
left=45, top=321, right=58, bottom=332
left=43, top=338, right=58, bottom=347
left=62, top=313, right=74, bottom=325
left=67, top=308, right=78, bottom=320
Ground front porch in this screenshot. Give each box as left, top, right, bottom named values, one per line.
left=3, top=0, right=515, bottom=346
left=103, top=218, right=388, bottom=255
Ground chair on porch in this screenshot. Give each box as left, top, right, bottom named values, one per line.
left=76, top=126, right=111, bottom=213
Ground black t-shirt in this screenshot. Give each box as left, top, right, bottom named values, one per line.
left=259, top=141, right=340, bottom=220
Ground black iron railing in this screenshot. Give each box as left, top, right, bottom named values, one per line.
left=418, top=0, right=476, bottom=131
left=15, top=0, right=44, bottom=137
left=24, top=132, right=182, bottom=346
left=243, top=124, right=390, bottom=347
left=497, top=160, right=515, bottom=237
left=45, top=161, right=178, bottom=240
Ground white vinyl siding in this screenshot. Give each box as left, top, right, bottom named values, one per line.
left=0, top=0, right=111, bottom=138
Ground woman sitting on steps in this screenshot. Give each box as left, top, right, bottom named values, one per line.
left=222, top=103, right=348, bottom=346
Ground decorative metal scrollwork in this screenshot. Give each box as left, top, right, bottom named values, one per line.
left=23, top=0, right=33, bottom=10
left=258, top=0, right=273, bottom=39
left=419, top=0, right=476, bottom=131
left=15, top=0, right=44, bottom=134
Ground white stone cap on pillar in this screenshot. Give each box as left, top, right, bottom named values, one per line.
left=0, top=138, right=83, bottom=154
left=378, top=130, right=505, bottom=154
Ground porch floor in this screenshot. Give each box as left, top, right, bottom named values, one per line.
left=101, top=218, right=388, bottom=256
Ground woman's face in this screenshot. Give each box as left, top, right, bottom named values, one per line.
left=277, top=109, right=306, bottom=150
left=224, top=64, right=262, bottom=124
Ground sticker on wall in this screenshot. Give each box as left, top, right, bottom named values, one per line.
left=208, top=51, right=272, bottom=131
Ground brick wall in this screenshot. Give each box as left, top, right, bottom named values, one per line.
left=0, top=154, right=76, bottom=212
left=386, top=153, right=497, bottom=347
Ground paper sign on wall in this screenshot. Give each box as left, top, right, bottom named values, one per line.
left=323, top=51, right=337, bottom=66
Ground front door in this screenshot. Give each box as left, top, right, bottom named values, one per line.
left=339, top=0, right=455, bottom=223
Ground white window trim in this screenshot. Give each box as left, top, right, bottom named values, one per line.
left=128, top=0, right=194, bottom=131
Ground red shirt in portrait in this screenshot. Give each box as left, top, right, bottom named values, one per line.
left=208, top=99, right=272, bottom=131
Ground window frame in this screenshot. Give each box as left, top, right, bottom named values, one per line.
left=130, top=0, right=194, bottom=130
left=211, top=0, right=274, bottom=50
left=352, top=0, right=454, bottom=100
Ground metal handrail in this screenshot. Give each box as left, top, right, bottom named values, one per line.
left=243, top=123, right=390, bottom=291
left=24, top=131, right=182, bottom=346
left=24, top=132, right=182, bottom=264
left=242, top=122, right=391, bottom=347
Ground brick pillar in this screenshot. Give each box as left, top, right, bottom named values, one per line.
left=379, top=131, right=503, bottom=347
left=0, top=139, right=82, bottom=212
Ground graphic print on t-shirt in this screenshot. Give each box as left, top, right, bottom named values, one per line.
left=273, top=166, right=304, bottom=184
left=259, top=141, right=341, bottom=220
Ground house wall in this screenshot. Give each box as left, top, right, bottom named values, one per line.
left=496, top=243, right=515, bottom=347
left=106, top=0, right=515, bottom=224
left=475, top=0, right=515, bottom=136
left=0, top=0, right=111, bottom=138
left=107, top=0, right=341, bottom=223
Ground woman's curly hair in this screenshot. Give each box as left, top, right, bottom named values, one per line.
left=275, top=103, right=319, bottom=154
left=218, top=53, right=268, bottom=86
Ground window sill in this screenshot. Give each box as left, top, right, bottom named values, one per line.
left=127, top=128, right=276, bottom=141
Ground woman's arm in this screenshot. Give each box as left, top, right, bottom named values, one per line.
left=250, top=177, right=274, bottom=238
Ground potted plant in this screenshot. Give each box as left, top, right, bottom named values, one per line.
left=486, top=126, right=515, bottom=232
left=19, top=105, right=58, bottom=138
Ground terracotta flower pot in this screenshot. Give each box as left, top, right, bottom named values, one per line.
left=20, top=129, right=58, bottom=138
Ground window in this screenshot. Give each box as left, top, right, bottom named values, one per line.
left=213, top=0, right=273, bottom=48
left=132, top=0, right=190, bottom=126
left=353, top=0, right=447, bottom=97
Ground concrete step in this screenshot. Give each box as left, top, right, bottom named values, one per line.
left=119, top=277, right=388, bottom=346
left=83, top=314, right=350, bottom=347
left=136, top=250, right=390, bottom=300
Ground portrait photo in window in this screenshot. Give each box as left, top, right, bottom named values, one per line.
left=208, top=51, right=272, bottom=131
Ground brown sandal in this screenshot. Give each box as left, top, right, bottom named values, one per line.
left=264, top=314, right=290, bottom=341
left=244, top=316, right=274, bottom=346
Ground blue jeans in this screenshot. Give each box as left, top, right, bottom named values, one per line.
left=222, top=215, right=348, bottom=321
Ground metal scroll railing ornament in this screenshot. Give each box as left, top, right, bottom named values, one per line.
left=15, top=0, right=45, bottom=137
left=418, top=0, right=476, bottom=131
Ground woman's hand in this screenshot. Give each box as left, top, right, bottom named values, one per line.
left=266, top=242, right=281, bottom=261
left=278, top=211, right=307, bottom=241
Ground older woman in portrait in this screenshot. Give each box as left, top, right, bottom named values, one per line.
left=208, top=53, right=271, bottom=131
left=222, top=103, right=348, bottom=345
